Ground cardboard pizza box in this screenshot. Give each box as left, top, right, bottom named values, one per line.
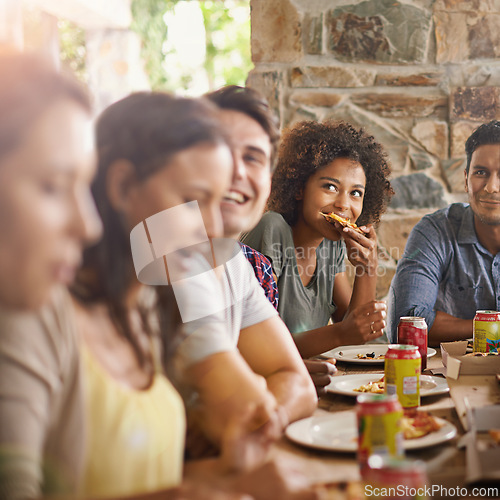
left=462, top=405, right=500, bottom=484
left=441, top=341, right=500, bottom=378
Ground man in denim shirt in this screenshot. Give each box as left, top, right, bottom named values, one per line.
left=388, top=120, right=500, bottom=346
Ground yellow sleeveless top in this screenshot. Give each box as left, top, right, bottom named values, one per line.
left=80, top=345, right=185, bottom=498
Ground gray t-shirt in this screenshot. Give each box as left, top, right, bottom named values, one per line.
left=242, top=212, right=346, bottom=335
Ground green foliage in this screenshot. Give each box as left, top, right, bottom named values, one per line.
left=58, top=19, right=87, bottom=83
left=131, top=0, right=173, bottom=90
left=131, top=0, right=251, bottom=92
left=200, top=1, right=252, bottom=89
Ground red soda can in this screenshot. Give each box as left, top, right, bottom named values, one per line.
left=362, top=455, right=429, bottom=499
left=397, top=317, right=428, bottom=371
left=356, top=393, right=404, bottom=472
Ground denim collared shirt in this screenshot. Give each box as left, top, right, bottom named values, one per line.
left=387, top=203, right=500, bottom=342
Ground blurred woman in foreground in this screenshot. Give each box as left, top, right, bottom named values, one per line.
left=0, top=50, right=102, bottom=498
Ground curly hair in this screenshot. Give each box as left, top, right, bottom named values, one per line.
left=267, top=120, right=393, bottom=227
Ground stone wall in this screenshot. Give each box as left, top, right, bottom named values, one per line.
left=247, top=0, right=500, bottom=298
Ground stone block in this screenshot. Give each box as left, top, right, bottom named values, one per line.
left=303, top=13, right=323, bottom=55
left=377, top=213, right=427, bottom=262
left=284, top=107, right=321, bottom=129
left=247, top=69, right=285, bottom=126
left=409, top=148, right=437, bottom=171
left=434, top=12, right=468, bottom=63
left=289, top=91, right=345, bottom=108
left=468, top=15, right=500, bottom=59
left=389, top=173, right=447, bottom=209
left=323, top=103, right=411, bottom=174
left=290, top=66, right=376, bottom=88
left=442, top=158, right=467, bottom=194
left=414, top=0, right=437, bottom=8
left=450, top=87, right=500, bottom=122
left=434, top=0, right=500, bottom=12
left=450, top=121, right=478, bottom=157
left=376, top=72, right=442, bottom=87
left=251, top=0, right=302, bottom=63
left=351, top=92, right=447, bottom=118
left=446, top=64, right=500, bottom=88
left=464, top=65, right=500, bottom=87
left=435, top=12, right=500, bottom=63
left=327, top=0, right=432, bottom=64
left=411, top=120, right=449, bottom=159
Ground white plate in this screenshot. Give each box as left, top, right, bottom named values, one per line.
left=321, top=345, right=437, bottom=364
left=326, top=374, right=449, bottom=397
left=285, top=411, right=457, bottom=453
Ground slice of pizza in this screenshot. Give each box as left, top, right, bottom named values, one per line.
left=401, top=409, right=443, bottom=440
left=320, top=212, right=364, bottom=234
left=353, top=376, right=385, bottom=394
left=489, top=429, right=500, bottom=445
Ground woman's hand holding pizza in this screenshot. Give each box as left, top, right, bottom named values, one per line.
left=340, top=224, right=378, bottom=276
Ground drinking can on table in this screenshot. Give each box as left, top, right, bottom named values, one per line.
left=384, top=345, right=421, bottom=409
left=397, top=317, right=428, bottom=371
left=473, top=310, right=500, bottom=353
left=356, top=393, right=404, bottom=471
left=362, top=455, right=428, bottom=500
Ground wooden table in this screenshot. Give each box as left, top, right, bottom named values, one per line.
left=273, top=350, right=475, bottom=498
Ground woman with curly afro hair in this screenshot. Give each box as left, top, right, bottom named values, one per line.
left=242, top=119, right=393, bottom=358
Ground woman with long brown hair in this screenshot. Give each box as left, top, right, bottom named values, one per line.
left=72, top=92, right=319, bottom=500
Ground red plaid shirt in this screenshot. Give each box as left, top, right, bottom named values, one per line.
left=240, top=243, right=278, bottom=310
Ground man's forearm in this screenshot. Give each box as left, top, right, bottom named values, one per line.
left=187, top=352, right=277, bottom=443
left=265, top=369, right=317, bottom=425
left=428, top=310, right=473, bottom=346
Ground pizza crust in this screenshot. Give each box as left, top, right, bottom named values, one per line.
left=320, top=212, right=364, bottom=234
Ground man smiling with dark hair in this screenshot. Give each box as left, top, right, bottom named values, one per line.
left=388, top=120, right=500, bottom=346
left=207, top=85, right=338, bottom=395
left=170, top=86, right=317, bottom=450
